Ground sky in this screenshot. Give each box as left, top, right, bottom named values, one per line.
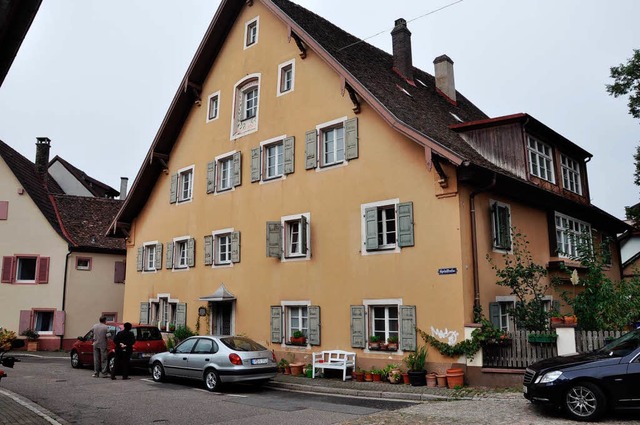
left=1, top=1, right=639, bottom=220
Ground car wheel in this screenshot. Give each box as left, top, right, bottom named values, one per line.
left=564, top=382, right=606, bottom=421
left=70, top=351, right=81, bottom=369
left=204, top=369, right=220, bottom=392
left=108, top=356, right=115, bottom=373
left=151, top=362, right=165, bottom=382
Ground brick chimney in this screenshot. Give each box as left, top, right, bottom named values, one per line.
left=119, top=177, right=128, bottom=200
left=35, top=137, right=51, bottom=178
left=434, top=55, right=456, bottom=103
left=391, top=18, right=413, bottom=81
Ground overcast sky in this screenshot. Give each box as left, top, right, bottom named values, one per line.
left=1, top=1, right=639, bottom=220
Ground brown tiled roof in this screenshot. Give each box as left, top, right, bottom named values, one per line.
left=0, top=139, right=65, bottom=238
left=52, top=195, right=125, bottom=252
left=49, top=155, right=120, bottom=198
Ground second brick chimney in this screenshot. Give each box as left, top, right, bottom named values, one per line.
left=35, top=137, right=51, bottom=179
left=434, top=55, right=457, bottom=103
left=391, top=18, right=413, bottom=81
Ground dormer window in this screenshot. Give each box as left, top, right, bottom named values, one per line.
left=561, top=154, right=582, bottom=195
left=527, top=136, right=555, bottom=183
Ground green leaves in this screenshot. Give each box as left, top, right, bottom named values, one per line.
left=606, top=49, right=640, bottom=120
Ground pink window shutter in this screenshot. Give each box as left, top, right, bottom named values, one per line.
left=114, top=261, right=126, bottom=283
left=1, top=256, right=15, bottom=283
left=0, top=201, right=8, bottom=220
left=53, top=311, right=66, bottom=336
left=37, top=257, right=50, bottom=284
left=19, top=310, right=32, bottom=333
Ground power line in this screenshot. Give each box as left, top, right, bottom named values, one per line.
left=337, top=0, right=464, bottom=52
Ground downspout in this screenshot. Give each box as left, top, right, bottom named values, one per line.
left=60, top=250, right=71, bottom=350
left=470, top=173, right=497, bottom=320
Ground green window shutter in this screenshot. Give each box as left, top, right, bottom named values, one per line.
left=399, top=305, right=416, bottom=351
left=139, top=302, right=149, bottom=325
left=176, top=303, right=187, bottom=328
left=231, top=231, right=241, bottom=263
left=187, top=238, right=195, bottom=267
left=251, top=147, right=261, bottom=182
left=308, top=305, right=320, bottom=346
left=350, top=305, right=366, bottom=348
left=300, top=215, right=308, bottom=255
left=266, top=221, right=282, bottom=258
left=345, top=117, right=358, bottom=160
left=364, top=207, right=379, bottom=251
left=165, top=242, right=174, bottom=269
left=489, top=302, right=501, bottom=328
left=498, top=205, right=511, bottom=249
left=206, top=160, right=216, bottom=194
left=305, top=130, right=317, bottom=170
left=204, top=235, right=213, bottom=266
left=170, top=173, right=178, bottom=204
left=270, top=306, right=283, bottom=343
left=233, top=152, right=242, bottom=187
left=136, top=247, right=143, bottom=272
left=283, top=136, right=295, bottom=175
left=397, top=201, right=414, bottom=248
left=490, top=202, right=499, bottom=247
left=155, top=243, right=163, bottom=270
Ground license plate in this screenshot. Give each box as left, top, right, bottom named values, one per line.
left=523, top=385, right=528, bottom=394
left=251, top=358, right=268, bottom=365
left=141, top=353, right=152, bottom=358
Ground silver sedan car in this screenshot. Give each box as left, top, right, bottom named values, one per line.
left=149, top=335, right=277, bottom=391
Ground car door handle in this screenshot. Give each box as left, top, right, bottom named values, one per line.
left=182, top=357, right=187, bottom=360
left=205, top=359, right=209, bottom=361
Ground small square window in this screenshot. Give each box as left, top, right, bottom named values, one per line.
left=245, top=19, right=258, bottom=47
left=34, top=311, right=54, bottom=333
left=207, top=92, right=220, bottom=122
left=362, top=200, right=414, bottom=253
left=76, top=257, right=92, bottom=271
left=16, top=257, right=37, bottom=282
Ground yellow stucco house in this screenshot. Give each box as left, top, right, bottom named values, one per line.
left=108, top=0, right=628, bottom=379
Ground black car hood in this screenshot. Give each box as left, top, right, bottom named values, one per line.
left=529, top=351, right=620, bottom=372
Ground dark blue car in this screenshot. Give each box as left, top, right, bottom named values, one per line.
left=523, top=329, right=640, bottom=421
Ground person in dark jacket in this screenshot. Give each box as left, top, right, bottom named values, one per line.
left=111, top=322, right=135, bottom=380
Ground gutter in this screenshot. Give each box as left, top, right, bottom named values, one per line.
left=60, top=250, right=71, bottom=350
left=469, top=172, right=497, bottom=317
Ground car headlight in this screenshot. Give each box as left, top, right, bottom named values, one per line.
left=535, top=370, right=563, bottom=384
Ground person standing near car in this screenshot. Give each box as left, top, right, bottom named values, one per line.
left=91, top=316, right=110, bottom=378
left=111, top=322, right=135, bottom=380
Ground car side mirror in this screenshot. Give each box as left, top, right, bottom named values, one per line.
left=170, top=348, right=176, bottom=354
left=77, top=336, right=85, bottom=341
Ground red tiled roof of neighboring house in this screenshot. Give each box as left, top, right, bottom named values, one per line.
left=49, top=155, right=119, bottom=198
left=51, top=195, right=125, bottom=252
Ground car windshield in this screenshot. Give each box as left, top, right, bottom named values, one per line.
left=597, top=330, right=640, bottom=358
left=220, top=336, right=266, bottom=352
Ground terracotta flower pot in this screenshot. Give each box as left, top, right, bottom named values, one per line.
left=402, top=372, right=410, bottom=385
left=446, top=368, right=464, bottom=389
left=289, top=363, right=304, bottom=376
left=353, top=371, right=365, bottom=382
left=283, top=366, right=291, bottom=375
left=426, top=373, right=437, bottom=387
left=364, top=372, right=373, bottom=382
left=372, top=373, right=382, bottom=382
left=436, top=374, right=447, bottom=387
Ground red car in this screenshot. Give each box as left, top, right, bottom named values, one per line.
left=70, top=322, right=167, bottom=373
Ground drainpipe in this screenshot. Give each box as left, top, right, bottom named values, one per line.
left=60, top=250, right=71, bottom=350
left=470, top=173, right=497, bottom=320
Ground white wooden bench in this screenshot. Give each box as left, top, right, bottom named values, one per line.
left=312, top=350, right=356, bottom=381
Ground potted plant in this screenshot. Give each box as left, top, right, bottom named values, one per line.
left=387, top=335, right=399, bottom=351
left=550, top=311, right=564, bottom=325
left=168, top=323, right=176, bottom=332
left=385, top=364, right=402, bottom=384
left=20, top=329, right=39, bottom=352
left=277, top=358, right=289, bottom=373
left=353, top=368, right=365, bottom=382
left=368, top=335, right=381, bottom=350
left=371, top=368, right=382, bottom=382
left=290, top=330, right=307, bottom=346
left=364, top=369, right=374, bottom=382
left=404, top=345, right=427, bottom=386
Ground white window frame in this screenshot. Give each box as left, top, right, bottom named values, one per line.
left=215, top=151, right=236, bottom=193
left=76, top=257, right=92, bottom=271
left=555, top=212, right=592, bottom=258
left=363, top=298, right=402, bottom=353
left=15, top=256, right=38, bottom=283
left=490, top=200, right=512, bottom=252
left=277, top=59, right=295, bottom=96
left=244, top=17, right=259, bottom=49
left=212, top=228, right=235, bottom=268
left=231, top=74, right=260, bottom=140
left=360, top=198, right=401, bottom=256
left=281, top=300, right=310, bottom=344
left=149, top=293, right=179, bottom=330
left=177, top=165, right=194, bottom=204
left=34, top=310, right=54, bottom=335
left=317, top=117, right=347, bottom=168
left=561, top=154, right=582, bottom=195
left=281, top=213, right=310, bottom=261
left=143, top=241, right=158, bottom=273
left=527, top=136, right=555, bottom=183
left=495, top=296, right=516, bottom=332
left=172, top=236, right=191, bottom=271
left=260, top=136, right=285, bottom=181
left=206, top=91, right=220, bottom=122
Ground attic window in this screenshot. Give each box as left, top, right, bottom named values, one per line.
left=415, top=78, right=428, bottom=88
left=449, top=112, right=463, bottom=123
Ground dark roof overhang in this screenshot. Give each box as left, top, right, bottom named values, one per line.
left=0, top=0, right=41, bottom=87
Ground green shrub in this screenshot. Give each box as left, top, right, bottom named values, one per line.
left=173, top=325, right=196, bottom=341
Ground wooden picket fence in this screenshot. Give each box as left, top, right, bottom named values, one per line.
left=482, top=330, right=557, bottom=369
left=483, top=329, right=626, bottom=369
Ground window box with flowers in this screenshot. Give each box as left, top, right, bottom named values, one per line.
left=290, top=330, right=307, bottom=346
left=368, top=335, right=381, bottom=350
